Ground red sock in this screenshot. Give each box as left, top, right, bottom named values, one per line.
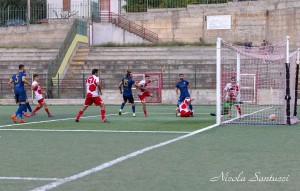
left=144, top=110, right=147, bottom=116
left=76, top=110, right=84, bottom=120
left=236, top=105, right=242, bottom=115
left=101, top=109, right=105, bottom=121
left=45, top=108, right=51, bottom=115
left=33, top=106, right=41, bottom=113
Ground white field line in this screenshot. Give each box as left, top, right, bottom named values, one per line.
left=0, top=113, right=128, bottom=129
left=29, top=123, right=220, bottom=191
left=0, top=129, right=191, bottom=134
left=0, top=177, right=61, bottom=181
left=222, top=107, right=273, bottom=124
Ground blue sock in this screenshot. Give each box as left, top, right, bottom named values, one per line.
left=19, top=104, right=27, bottom=118
left=26, top=103, right=32, bottom=112
left=189, top=105, right=193, bottom=111
left=15, top=105, right=23, bottom=116
left=132, top=105, right=135, bottom=113
left=120, top=103, right=125, bottom=110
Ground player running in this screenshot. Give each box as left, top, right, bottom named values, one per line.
left=8, top=64, right=31, bottom=123
left=31, top=74, right=54, bottom=117
left=119, top=71, right=139, bottom=117
left=137, top=75, right=156, bottom=117
left=75, top=69, right=108, bottom=123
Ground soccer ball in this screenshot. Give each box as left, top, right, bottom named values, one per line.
left=269, top=114, right=276, bottom=121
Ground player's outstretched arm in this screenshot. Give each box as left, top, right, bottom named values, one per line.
left=118, top=81, right=122, bottom=94
left=188, top=84, right=192, bottom=94
left=22, top=76, right=31, bottom=86
left=8, top=78, right=14, bottom=88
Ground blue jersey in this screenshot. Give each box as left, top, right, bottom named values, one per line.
left=176, top=80, right=190, bottom=99
left=11, top=72, right=26, bottom=94
left=121, top=77, right=135, bottom=96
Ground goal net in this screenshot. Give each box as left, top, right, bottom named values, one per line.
left=216, top=37, right=299, bottom=125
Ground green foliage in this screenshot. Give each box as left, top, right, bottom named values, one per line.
left=123, top=0, right=232, bottom=12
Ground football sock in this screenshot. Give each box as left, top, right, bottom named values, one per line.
left=132, top=105, right=135, bottom=113
left=120, top=103, right=125, bottom=110
left=76, top=110, right=84, bottom=120
left=144, top=110, right=147, bottom=116
left=33, top=105, right=41, bottom=113
left=26, top=103, right=32, bottom=112
left=45, top=108, right=50, bottom=115
left=189, top=105, right=193, bottom=111
left=236, top=105, right=242, bottom=115
left=101, top=109, right=105, bottom=121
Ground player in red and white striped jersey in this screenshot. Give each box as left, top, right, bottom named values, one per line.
left=176, top=98, right=194, bottom=117
left=31, top=74, right=53, bottom=117
left=224, top=76, right=242, bottom=117
left=75, top=69, right=108, bottom=123
left=137, top=75, right=156, bottom=117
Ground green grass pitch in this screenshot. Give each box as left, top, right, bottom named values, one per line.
left=0, top=105, right=299, bottom=191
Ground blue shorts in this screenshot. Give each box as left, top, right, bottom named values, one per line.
left=123, top=95, right=134, bottom=104
left=177, top=96, right=190, bottom=106
left=15, top=91, right=27, bottom=103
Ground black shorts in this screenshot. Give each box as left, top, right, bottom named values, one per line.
left=123, top=95, right=134, bottom=104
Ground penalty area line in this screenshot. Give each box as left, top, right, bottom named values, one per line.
left=30, top=123, right=219, bottom=191
left=0, top=177, right=61, bottom=181
left=0, top=113, right=128, bottom=129
left=0, top=129, right=191, bottom=134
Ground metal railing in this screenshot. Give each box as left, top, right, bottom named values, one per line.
left=92, top=12, right=158, bottom=43
left=0, top=2, right=99, bottom=24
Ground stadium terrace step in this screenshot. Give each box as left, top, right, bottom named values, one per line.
left=70, top=61, right=85, bottom=65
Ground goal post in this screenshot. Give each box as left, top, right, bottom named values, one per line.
left=216, top=36, right=300, bottom=125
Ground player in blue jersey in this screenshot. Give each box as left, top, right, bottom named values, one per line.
left=175, top=74, right=193, bottom=116
left=118, top=71, right=140, bottom=117
left=8, top=64, right=31, bottom=123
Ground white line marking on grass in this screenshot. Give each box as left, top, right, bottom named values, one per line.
left=30, top=123, right=219, bottom=191
left=0, top=177, right=61, bottom=181
left=0, top=113, right=128, bottom=129
left=222, top=107, right=273, bottom=124
left=0, top=129, right=190, bottom=134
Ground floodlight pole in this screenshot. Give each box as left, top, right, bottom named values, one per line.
left=27, top=0, right=30, bottom=25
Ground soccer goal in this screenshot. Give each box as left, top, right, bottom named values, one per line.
left=216, top=36, right=300, bottom=125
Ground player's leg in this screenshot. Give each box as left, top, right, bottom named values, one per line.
left=119, top=96, right=127, bottom=115
left=32, top=98, right=45, bottom=115
left=43, top=102, right=53, bottom=117
left=96, top=97, right=108, bottom=123
left=11, top=94, right=21, bottom=123
left=17, top=92, right=27, bottom=123
left=25, top=98, right=32, bottom=114
left=176, top=98, right=183, bottom=117
left=235, top=104, right=242, bottom=116
left=139, top=94, right=147, bottom=117
left=128, top=95, right=136, bottom=117
left=75, top=98, right=90, bottom=122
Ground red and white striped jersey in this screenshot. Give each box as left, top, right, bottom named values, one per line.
left=138, top=79, right=151, bottom=95
left=86, top=75, right=100, bottom=97
left=224, top=82, right=239, bottom=99
left=32, top=81, right=43, bottom=101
